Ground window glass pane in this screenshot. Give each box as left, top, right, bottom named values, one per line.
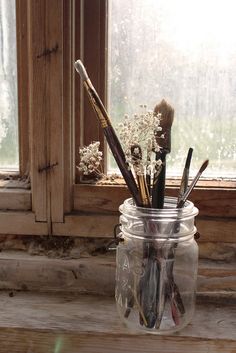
left=108, top=0, right=236, bottom=178
left=0, top=0, right=18, bottom=171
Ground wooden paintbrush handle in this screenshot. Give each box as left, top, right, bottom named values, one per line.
left=136, top=175, right=151, bottom=207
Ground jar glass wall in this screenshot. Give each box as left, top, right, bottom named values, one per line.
left=115, top=197, right=199, bottom=334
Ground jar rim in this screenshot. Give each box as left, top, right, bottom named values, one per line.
left=119, top=196, right=199, bottom=221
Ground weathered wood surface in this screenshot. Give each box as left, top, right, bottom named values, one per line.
left=0, top=189, right=31, bottom=210
left=0, top=292, right=234, bottom=353
left=0, top=232, right=234, bottom=262
left=0, top=252, right=115, bottom=295
left=52, top=213, right=119, bottom=237
left=0, top=329, right=235, bottom=353
left=199, top=242, right=236, bottom=262
left=197, top=218, right=236, bottom=243
left=16, top=0, right=30, bottom=176
left=72, top=184, right=236, bottom=241
left=53, top=211, right=236, bottom=243
left=28, top=0, right=48, bottom=222
left=0, top=252, right=235, bottom=295
left=0, top=212, right=48, bottom=235
left=198, top=260, right=236, bottom=292
left=62, top=0, right=73, bottom=214
left=74, top=184, right=236, bottom=218
left=46, top=0, right=64, bottom=223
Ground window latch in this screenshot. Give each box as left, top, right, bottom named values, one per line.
left=38, top=162, right=58, bottom=173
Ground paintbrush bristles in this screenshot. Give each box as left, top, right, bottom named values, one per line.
left=74, top=60, right=89, bottom=81
left=199, top=159, right=209, bottom=173
left=154, top=99, right=174, bottom=153
left=185, top=148, right=193, bottom=169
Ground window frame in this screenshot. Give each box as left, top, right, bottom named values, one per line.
left=0, top=0, right=65, bottom=235
left=16, top=0, right=30, bottom=177
left=0, top=0, right=235, bottom=244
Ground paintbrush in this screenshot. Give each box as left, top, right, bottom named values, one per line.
left=177, top=147, right=193, bottom=203
left=177, top=159, right=209, bottom=208
left=139, top=100, right=174, bottom=327
left=131, top=144, right=151, bottom=207
left=74, top=60, right=142, bottom=206
left=152, top=99, right=174, bottom=208
left=164, top=158, right=209, bottom=325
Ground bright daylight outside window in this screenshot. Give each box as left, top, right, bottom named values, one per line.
left=0, top=0, right=18, bottom=171
left=107, top=0, right=236, bottom=179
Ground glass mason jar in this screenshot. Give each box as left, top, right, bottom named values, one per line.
left=115, top=197, right=199, bottom=334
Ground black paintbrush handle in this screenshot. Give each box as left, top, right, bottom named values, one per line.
left=152, top=153, right=166, bottom=209
left=146, top=174, right=151, bottom=195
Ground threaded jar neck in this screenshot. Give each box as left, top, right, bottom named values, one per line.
left=119, top=197, right=199, bottom=240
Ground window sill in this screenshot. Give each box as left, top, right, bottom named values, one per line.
left=0, top=291, right=235, bottom=352
left=0, top=251, right=235, bottom=296
left=73, top=183, right=236, bottom=217
left=0, top=179, right=31, bottom=211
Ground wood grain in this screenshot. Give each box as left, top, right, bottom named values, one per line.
left=197, top=218, right=236, bottom=243
left=0, top=189, right=31, bottom=210
left=46, top=0, right=64, bottom=223
left=0, top=329, right=235, bottom=353
left=199, top=242, right=236, bottom=262
left=73, top=184, right=236, bottom=218
left=0, top=252, right=234, bottom=295
left=53, top=210, right=236, bottom=244
left=16, top=0, right=30, bottom=176
left=0, top=292, right=234, bottom=353
left=28, top=0, right=47, bottom=221
left=63, top=0, right=73, bottom=213
left=0, top=252, right=115, bottom=295
left=0, top=212, right=48, bottom=235
left=52, top=213, right=119, bottom=237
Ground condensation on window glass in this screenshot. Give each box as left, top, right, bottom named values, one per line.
left=0, top=0, right=18, bottom=171
left=107, top=0, right=236, bottom=178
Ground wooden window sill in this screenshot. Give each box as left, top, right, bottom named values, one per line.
left=0, top=251, right=234, bottom=351
left=0, top=180, right=31, bottom=211
left=0, top=291, right=235, bottom=352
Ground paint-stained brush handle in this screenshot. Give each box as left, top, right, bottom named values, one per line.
left=75, top=60, right=142, bottom=206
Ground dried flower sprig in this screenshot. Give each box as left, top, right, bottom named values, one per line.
left=77, top=141, right=103, bottom=177
left=117, top=105, right=163, bottom=177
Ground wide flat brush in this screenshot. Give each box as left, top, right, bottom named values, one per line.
left=152, top=99, right=174, bottom=208
left=74, top=60, right=142, bottom=206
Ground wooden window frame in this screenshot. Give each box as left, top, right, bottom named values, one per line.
left=0, top=0, right=235, bottom=244
left=0, top=0, right=47, bottom=235
left=0, top=0, right=68, bottom=236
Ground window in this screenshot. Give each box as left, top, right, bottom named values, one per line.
left=72, top=0, right=236, bottom=243
left=107, top=0, right=236, bottom=178
left=0, top=0, right=18, bottom=170
left=0, top=0, right=32, bottom=225
left=0, top=0, right=235, bottom=247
